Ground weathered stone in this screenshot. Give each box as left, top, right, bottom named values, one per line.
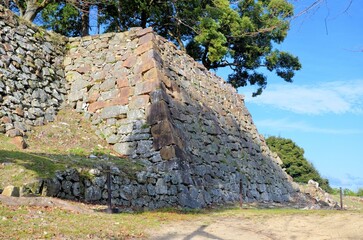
left=135, top=79, right=160, bottom=95
left=113, top=142, right=136, bottom=155
left=116, top=78, right=129, bottom=88
left=42, top=178, right=61, bottom=197
left=100, top=78, right=116, bottom=91
left=118, top=123, right=134, bottom=134
left=135, top=41, right=154, bottom=56
left=123, top=55, right=137, bottom=68
left=10, top=136, right=27, bottom=149
left=136, top=140, right=153, bottom=154
left=151, top=120, right=182, bottom=150
left=160, top=145, right=176, bottom=160
left=0, top=10, right=301, bottom=210
left=129, top=95, right=149, bottom=109
left=155, top=178, right=168, bottom=195
left=100, top=105, right=128, bottom=119
left=2, top=185, right=20, bottom=197
left=85, top=186, right=102, bottom=201
left=147, top=100, right=171, bottom=125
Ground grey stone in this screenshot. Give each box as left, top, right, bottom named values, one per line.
left=42, top=178, right=61, bottom=197
left=72, top=182, right=81, bottom=197
left=85, top=186, right=102, bottom=201
left=92, top=176, right=106, bottom=187
left=155, top=178, right=168, bottom=195
left=118, top=123, right=134, bottom=134
left=100, top=105, right=128, bottom=119
left=61, top=180, right=73, bottom=194
left=113, top=142, right=135, bottom=155
left=136, top=140, right=153, bottom=154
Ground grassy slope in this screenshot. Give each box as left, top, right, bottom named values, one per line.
left=0, top=106, right=143, bottom=189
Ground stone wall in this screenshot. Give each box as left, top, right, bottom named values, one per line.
left=0, top=5, right=67, bottom=136
left=1, top=5, right=300, bottom=209
left=64, top=28, right=299, bottom=208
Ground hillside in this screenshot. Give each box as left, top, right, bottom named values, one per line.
left=0, top=106, right=141, bottom=191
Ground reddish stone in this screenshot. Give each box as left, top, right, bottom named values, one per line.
left=119, top=86, right=132, bottom=97
left=14, top=108, right=24, bottom=117
left=143, top=68, right=159, bottom=82
left=140, top=59, right=156, bottom=74
left=132, top=73, right=143, bottom=85
left=138, top=33, right=155, bottom=45
left=135, top=41, right=154, bottom=56
left=88, top=101, right=108, bottom=113
left=4, top=43, right=13, bottom=52
left=161, top=74, right=171, bottom=89
left=110, top=95, right=129, bottom=106
left=1, top=116, right=12, bottom=124
left=136, top=27, right=153, bottom=37
left=77, top=64, right=91, bottom=74
left=135, top=80, right=160, bottom=95
left=122, top=55, right=137, bottom=68
left=87, top=91, right=100, bottom=103
left=11, top=136, right=27, bottom=149
left=116, top=78, right=129, bottom=88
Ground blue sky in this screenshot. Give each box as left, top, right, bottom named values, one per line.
left=218, top=0, right=363, bottom=190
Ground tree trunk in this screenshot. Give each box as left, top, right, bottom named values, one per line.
left=16, top=0, right=50, bottom=22
left=21, top=0, right=40, bottom=21
left=81, top=4, right=90, bottom=36
left=141, top=10, right=147, bottom=28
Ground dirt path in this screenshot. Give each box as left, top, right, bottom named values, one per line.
left=148, top=211, right=363, bottom=240
left=0, top=195, right=94, bottom=213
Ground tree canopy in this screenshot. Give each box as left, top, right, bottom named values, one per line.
left=266, top=136, right=332, bottom=193
left=4, top=0, right=304, bottom=96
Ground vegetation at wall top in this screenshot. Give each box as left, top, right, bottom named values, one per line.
left=266, top=136, right=332, bottom=193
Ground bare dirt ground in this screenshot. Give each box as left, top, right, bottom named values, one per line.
left=148, top=210, right=363, bottom=240
left=1, top=195, right=362, bottom=240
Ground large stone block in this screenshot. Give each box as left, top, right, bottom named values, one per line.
left=151, top=120, right=182, bottom=150
left=100, top=105, right=128, bottom=119
left=135, top=79, right=160, bottom=95
left=2, top=185, right=20, bottom=197
left=147, top=100, right=171, bottom=125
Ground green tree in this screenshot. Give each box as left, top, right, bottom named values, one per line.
left=98, top=0, right=301, bottom=96
left=40, top=2, right=82, bottom=37
left=343, top=188, right=356, bottom=196
left=190, top=0, right=301, bottom=96
left=266, top=136, right=332, bottom=193
left=6, top=0, right=302, bottom=96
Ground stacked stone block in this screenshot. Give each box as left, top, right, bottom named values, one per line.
left=0, top=6, right=67, bottom=136
left=1, top=4, right=300, bottom=208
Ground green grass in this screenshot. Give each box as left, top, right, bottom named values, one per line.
left=0, top=107, right=144, bottom=189
left=1, top=203, right=361, bottom=239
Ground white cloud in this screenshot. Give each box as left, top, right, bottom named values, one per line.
left=255, top=118, right=363, bottom=135
left=329, top=174, right=363, bottom=191
left=244, top=79, right=363, bottom=115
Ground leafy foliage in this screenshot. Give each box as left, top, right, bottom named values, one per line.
left=41, top=2, right=82, bottom=37
left=266, top=136, right=332, bottom=193
left=6, top=0, right=301, bottom=96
